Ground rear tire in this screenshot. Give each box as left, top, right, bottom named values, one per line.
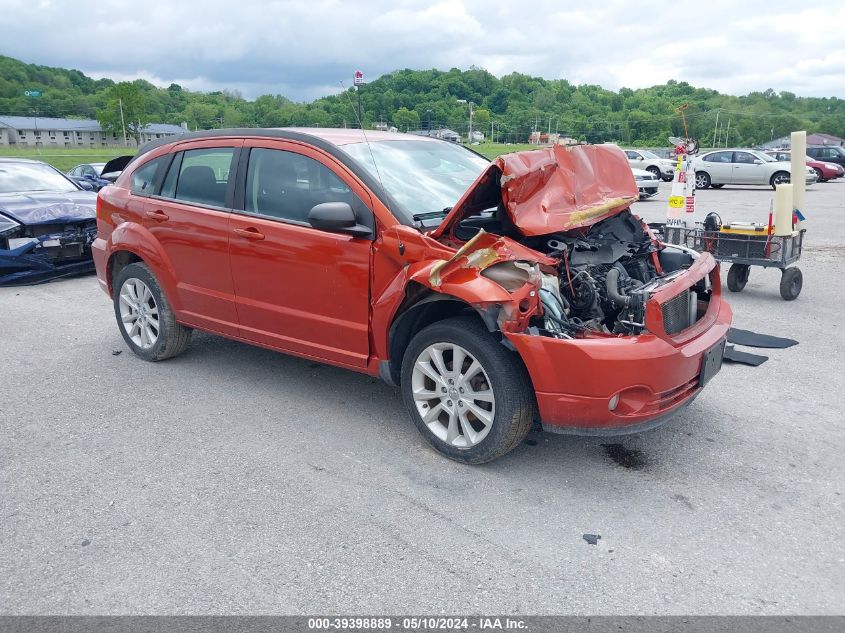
left=727, top=264, right=750, bottom=292
left=779, top=267, right=802, bottom=301
left=695, top=171, right=711, bottom=189
left=113, top=262, right=192, bottom=361
left=400, top=316, right=535, bottom=464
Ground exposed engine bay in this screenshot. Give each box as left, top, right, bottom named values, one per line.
left=428, top=144, right=713, bottom=340
left=465, top=209, right=709, bottom=339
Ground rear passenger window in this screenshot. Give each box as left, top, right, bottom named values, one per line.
left=171, top=148, right=235, bottom=208
left=244, top=148, right=362, bottom=223
left=130, top=157, right=168, bottom=195
left=704, top=151, right=732, bottom=163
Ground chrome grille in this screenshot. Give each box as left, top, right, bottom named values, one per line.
left=662, top=289, right=692, bottom=335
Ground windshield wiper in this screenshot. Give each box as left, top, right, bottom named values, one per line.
left=412, top=207, right=452, bottom=223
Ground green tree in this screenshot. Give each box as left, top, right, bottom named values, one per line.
left=96, top=82, right=149, bottom=145
left=393, top=107, right=420, bottom=131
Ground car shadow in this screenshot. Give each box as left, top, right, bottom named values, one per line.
left=156, top=329, right=720, bottom=479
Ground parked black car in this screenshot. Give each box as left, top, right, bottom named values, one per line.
left=806, top=145, right=845, bottom=168
left=0, top=158, right=97, bottom=285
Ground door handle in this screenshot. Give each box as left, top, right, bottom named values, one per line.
left=145, top=210, right=169, bottom=221
left=233, top=227, right=265, bottom=240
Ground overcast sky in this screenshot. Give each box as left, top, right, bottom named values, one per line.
left=1, top=0, right=843, bottom=101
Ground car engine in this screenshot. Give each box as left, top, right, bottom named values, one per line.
left=518, top=211, right=702, bottom=338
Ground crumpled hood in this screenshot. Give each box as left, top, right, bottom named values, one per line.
left=433, top=143, right=639, bottom=238
left=0, top=191, right=97, bottom=225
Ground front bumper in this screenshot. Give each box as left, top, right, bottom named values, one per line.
left=506, top=258, right=732, bottom=434
left=637, top=185, right=659, bottom=199
left=0, top=224, right=97, bottom=286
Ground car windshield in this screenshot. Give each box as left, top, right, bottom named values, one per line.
left=342, top=140, right=489, bottom=222
left=0, top=161, right=78, bottom=194
left=755, top=152, right=777, bottom=162
left=640, top=150, right=660, bottom=159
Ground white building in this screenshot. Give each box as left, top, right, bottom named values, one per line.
left=0, top=116, right=187, bottom=148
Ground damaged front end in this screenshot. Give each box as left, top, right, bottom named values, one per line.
left=426, top=143, right=721, bottom=343
left=0, top=199, right=98, bottom=285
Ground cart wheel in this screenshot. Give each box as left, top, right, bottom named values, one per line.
left=779, top=267, right=802, bottom=301
left=727, top=264, right=750, bottom=292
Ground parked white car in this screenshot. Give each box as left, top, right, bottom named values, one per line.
left=623, top=149, right=675, bottom=181
left=692, top=149, right=817, bottom=190
left=632, top=168, right=659, bottom=199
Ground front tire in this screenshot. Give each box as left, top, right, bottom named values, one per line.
left=400, top=316, right=535, bottom=464
left=646, top=166, right=661, bottom=179
left=113, top=262, right=192, bottom=361
left=770, top=171, right=790, bottom=189
left=695, top=171, right=711, bottom=189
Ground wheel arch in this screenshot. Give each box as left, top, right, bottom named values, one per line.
left=382, top=284, right=488, bottom=386
left=105, top=222, right=180, bottom=309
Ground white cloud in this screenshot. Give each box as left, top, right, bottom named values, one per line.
left=0, top=0, right=843, bottom=100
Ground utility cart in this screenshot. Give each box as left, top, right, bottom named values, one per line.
left=660, top=222, right=805, bottom=301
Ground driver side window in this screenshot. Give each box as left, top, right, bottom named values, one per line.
left=244, top=148, right=364, bottom=224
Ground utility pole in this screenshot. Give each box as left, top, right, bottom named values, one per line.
left=457, top=99, right=474, bottom=143
left=491, top=119, right=494, bottom=144
left=712, top=109, right=720, bottom=149
left=724, top=119, right=731, bottom=148
left=119, top=98, right=127, bottom=146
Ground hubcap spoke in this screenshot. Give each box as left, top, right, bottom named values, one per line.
left=428, top=347, right=450, bottom=378
left=466, top=388, right=494, bottom=403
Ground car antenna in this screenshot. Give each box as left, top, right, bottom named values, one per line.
left=339, top=80, right=394, bottom=219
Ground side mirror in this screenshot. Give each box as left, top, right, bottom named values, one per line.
left=84, top=174, right=95, bottom=180
left=308, top=202, right=372, bottom=238
left=637, top=156, right=644, bottom=160
left=77, top=180, right=95, bottom=191
left=753, top=159, right=762, bottom=165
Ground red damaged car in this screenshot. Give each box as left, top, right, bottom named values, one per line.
left=93, top=129, right=731, bottom=463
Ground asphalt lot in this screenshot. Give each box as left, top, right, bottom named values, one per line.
left=1, top=180, right=844, bottom=615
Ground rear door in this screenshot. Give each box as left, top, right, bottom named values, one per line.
left=144, top=139, right=243, bottom=336
left=701, top=151, right=734, bottom=183
left=731, top=151, right=768, bottom=185
left=228, top=140, right=373, bottom=367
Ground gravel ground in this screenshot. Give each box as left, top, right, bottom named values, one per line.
left=1, top=180, right=843, bottom=615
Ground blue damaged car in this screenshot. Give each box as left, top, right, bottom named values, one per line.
left=0, top=157, right=98, bottom=285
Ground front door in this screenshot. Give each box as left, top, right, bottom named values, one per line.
left=228, top=142, right=373, bottom=367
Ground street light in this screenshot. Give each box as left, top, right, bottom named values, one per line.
left=426, top=109, right=433, bottom=134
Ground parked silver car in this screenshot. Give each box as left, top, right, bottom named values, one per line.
left=623, top=149, right=675, bottom=181
left=692, top=149, right=817, bottom=190
left=632, top=167, right=659, bottom=199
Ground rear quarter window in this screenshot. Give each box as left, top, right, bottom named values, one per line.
left=130, top=156, right=169, bottom=195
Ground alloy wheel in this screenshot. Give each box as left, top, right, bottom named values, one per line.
left=411, top=343, right=495, bottom=448
left=118, top=278, right=160, bottom=349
